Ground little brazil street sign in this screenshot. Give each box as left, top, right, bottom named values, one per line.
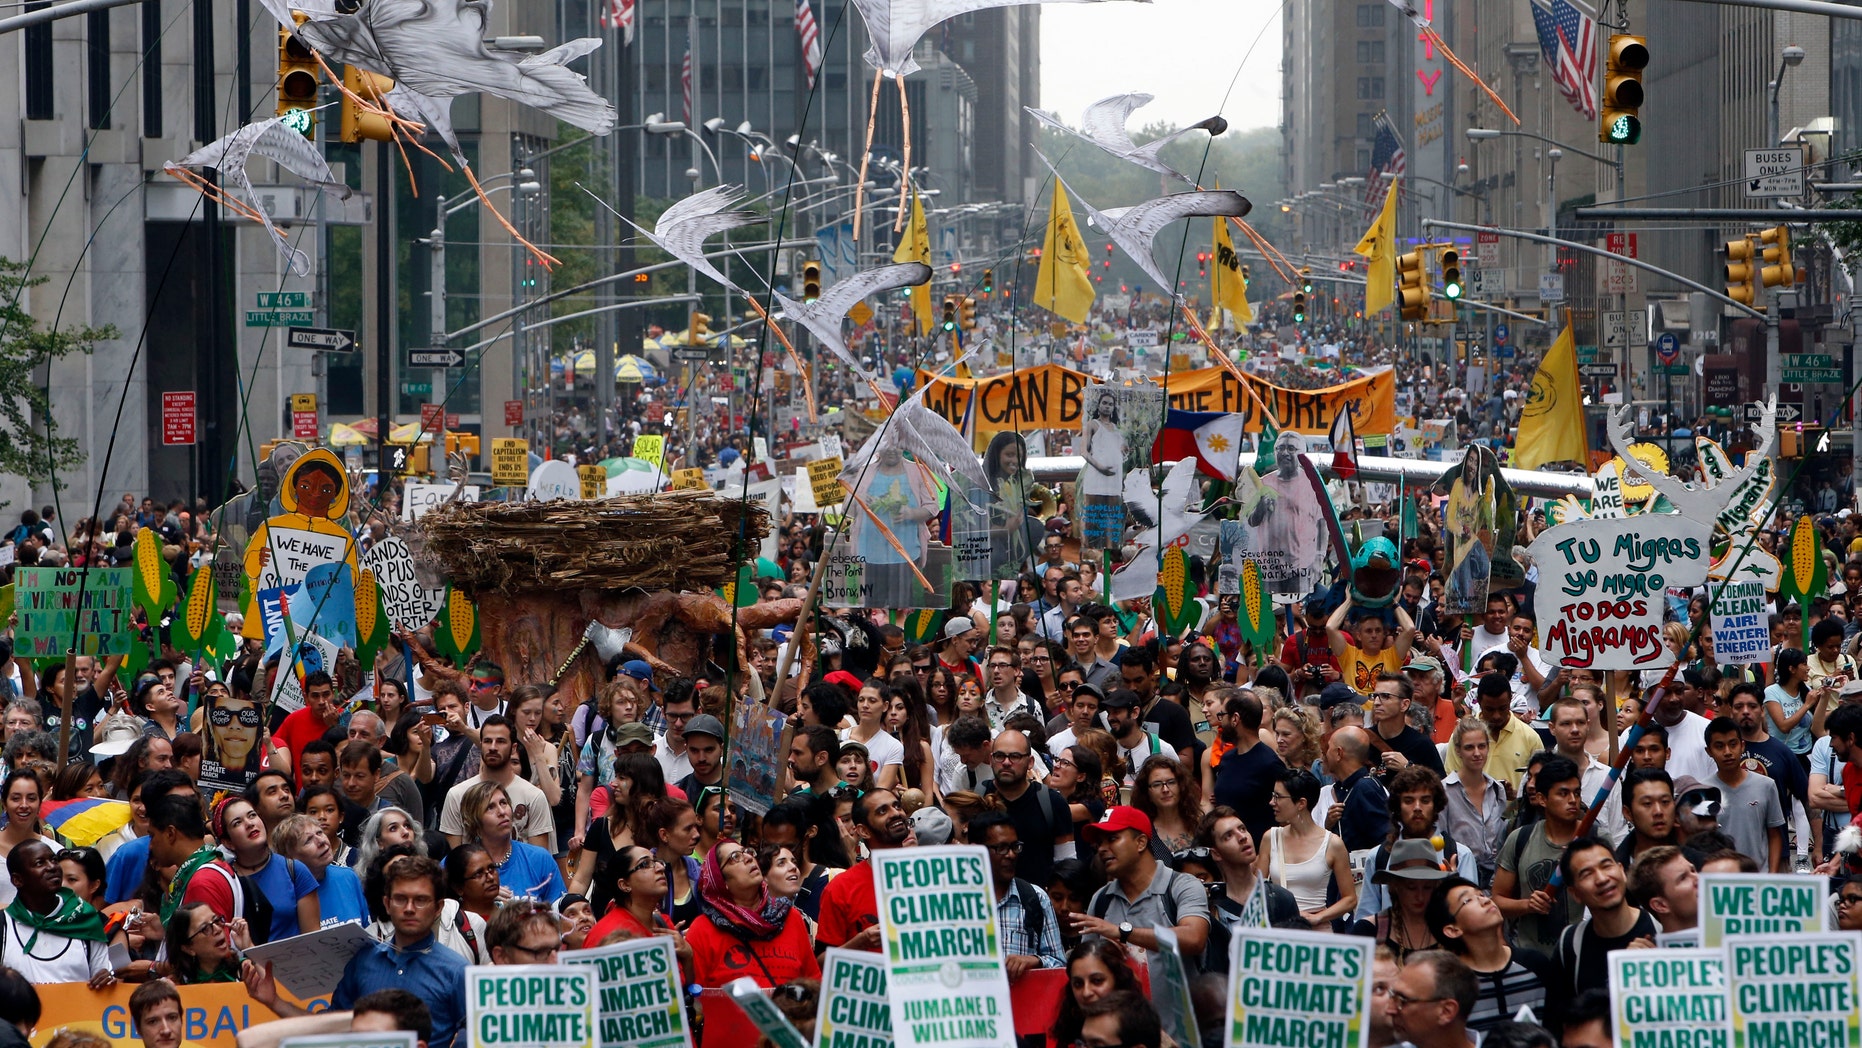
left=246, top=310, right=314, bottom=327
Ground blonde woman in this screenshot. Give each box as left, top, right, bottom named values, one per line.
left=1272, top=706, right=1324, bottom=772
left=1440, top=717, right=1510, bottom=884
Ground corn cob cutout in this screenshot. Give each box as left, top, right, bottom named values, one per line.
left=433, top=584, right=481, bottom=668
left=354, top=568, right=389, bottom=669
left=1238, top=559, right=1275, bottom=661
left=901, top=609, right=945, bottom=646
left=1156, top=547, right=1200, bottom=639
left=130, top=528, right=178, bottom=621
left=1778, top=515, right=1827, bottom=648
left=174, top=563, right=221, bottom=654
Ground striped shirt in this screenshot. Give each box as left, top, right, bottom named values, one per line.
left=995, top=880, right=1066, bottom=969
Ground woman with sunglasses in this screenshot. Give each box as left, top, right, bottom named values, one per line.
left=199, top=687, right=267, bottom=787
left=582, top=844, right=691, bottom=971
left=686, top=840, right=820, bottom=1048
left=162, top=902, right=254, bottom=984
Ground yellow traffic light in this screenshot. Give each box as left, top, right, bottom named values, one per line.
left=1600, top=34, right=1647, bottom=144
left=960, top=296, right=977, bottom=331
left=802, top=260, right=822, bottom=303
left=407, top=444, right=431, bottom=476
left=691, top=312, right=712, bottom=343
left=1724, top=237, right=1759, bottom=308
left=1299, top=266, right=1313, bottom=294
left=1292, top=290, right=1308, bottom=324
left=981, top=269, right=994, bottom=295
left=340, top=64, right=396, bottom=143
left=1759, top=225, right=1794, bottom=288
left=1439, top=247, right=1463, bottom=300
left=445, top=432, right=481, bottom=458
left=940, top=296, right=958, bottom=332
left=276, top=28, right=319, bottom=136
left=1397, top=251, right=1429, bottom=320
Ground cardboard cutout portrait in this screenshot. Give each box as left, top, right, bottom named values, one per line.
left=241, top=448, right=359, bottom=638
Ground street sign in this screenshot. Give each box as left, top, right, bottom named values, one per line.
left=1751, top=403, right=1804, bottom=423
left=1604, top=233, right=1639, bottom=295
left=1783, top=367, right=1843, bottom=384
left=1539, top=273, right=1565, bottom=304
left=1659, top=364, right=1691, bottom=376
left=1603, top=310, right=1650, bottom=348
left=420, top=403, right=445, bottom=433
left=1580, top=363, right=1620, bottom=378
left=289, top=393, right=318, bottom=439
left=1494, top=323, right=1510, bottom=346
left=286, top=327, right=355, bottom=353
left=504, top=400, right=524, bottom=427
left=1476, top=230, right=1500, bottom=266
left=674, top=348, right=709, bottom=361
left=407, top=349, right=465, bottom=368
left=1744, top=145, right=1806, bottom=198
left=1784, top=353, right=1835, bottom=369
left=1655, top=332, right=1681, bottom=364
left=256, top=292, right=309, bottom=308
left=401, top=380, right=432, bottom=396
left=246, top=309, right=314, bottom=327
left=161, top=391, right=195, bottom=446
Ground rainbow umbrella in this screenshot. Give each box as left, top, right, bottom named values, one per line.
left=42, top=798, right=133, bottom=847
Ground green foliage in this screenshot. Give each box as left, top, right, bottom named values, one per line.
left=1817, top=192, right=1862, bottom=264
left=0, top=258, right=116, bottom=488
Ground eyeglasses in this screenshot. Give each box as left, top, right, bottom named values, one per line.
left=189, top=914, right=228, bottom=940
left=989, top=662, right=1015, bottom=671
left=504, top=941, right=561, bottom=960
left=1051, top=757, right=1077, bottom=771
left=1028, top=654, right=1052, bottom=662
left=1841, top=894, right=1862, bottom=908
left=1388, top=991, right=1447, bottom=1009
left=389, top=893, right=437, bottom=909
left=469, top=864, right=499, bottom=881
left=1450, top=892, right=1486, bottom=919
left=990, top=751, right=1032, bottom=763
left=912, top=664, right=933, bottom=674
left=628, top=855, right=660, bottom=875
left=208, top=707, right=262, bottom=727
left=773, top=983, right=817, bottom=1004
left=721, top=849, right=759, bottom=868
left=1148, top=778, right=1179, bottom=790
left=986, top=841, right=1024, bottom=855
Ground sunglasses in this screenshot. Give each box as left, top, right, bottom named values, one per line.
left=208, top=707, right=262, bottom=727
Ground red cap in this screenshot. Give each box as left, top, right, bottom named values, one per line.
left=824, top=670, right=863, bottom=691
left=1080, top=805, right=1154, bottom=844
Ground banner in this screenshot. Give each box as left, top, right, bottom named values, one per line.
left=32, top=980, right=281, bottom=1048
left=819, top=948, right=893, bottom=1048
left=465, top=964, right=598, bottom=1048
left=1699, top=873, right=1829, bottom=947
left=1726, top=933, right=1862, bottom=1048
left=727, top=699, right=782, bottom=815
left=914, top=365, right=1395, bottom=437
left=873, top=845, right=1015, bottom=1048
left=358, top=536, right=443, bottom=633
left=402, top=482, right=480, bottom=521
left=15, top=567, right=135, bottom=657
left=1709, top=579, right=1770, bottom=667
left=1525, top=515, right=1713, bottom=670
left=633, top=434, right=665, bottom=471
left=1226, top=928, right=1373, bottom=1048
left=1608, top=949, right=1728, bottom=1048
left=562, top=938, right=693, bottom=1048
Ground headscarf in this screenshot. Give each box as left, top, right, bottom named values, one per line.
left=696, top=843, right=793, bottom=941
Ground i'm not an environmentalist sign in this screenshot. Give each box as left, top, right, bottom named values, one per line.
left=15, top=567, right=134, bottom=657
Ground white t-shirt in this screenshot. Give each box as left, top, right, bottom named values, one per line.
left=1621, top=711, right=1716, bottom=784
left=655, top=736, right=693, bottom=784
left=1115, top=732, right=1178, bottom=787
left=842, top=728, right=905, bottom=769
left=439, top=773, right=556, bottom=851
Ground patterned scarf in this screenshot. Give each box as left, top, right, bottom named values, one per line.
left=697, top=844, right=793, bottom=941
left=6, top=889, right=108, bottom=951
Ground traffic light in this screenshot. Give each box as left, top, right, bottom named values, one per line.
left=1600, top=34, right=1648, bottom=144
left=1300, top=267, right=1314, bottom=294
left=1397, top=250, right=1429, bottom=320
left=691, top=312, right=712, bottom=344
left=633, top=272, right=650, bottom=284
left=1759, top=225, right=1794, bottom=288
left=1241, top=264, right=1251, bottom=285
left=940, top=296, right=958, bottom=332
left=1292, top=288, right=1308, bottom=324
left=1440, top=247, right=1463, bottom=300
left=276, top=28, right=319, bottom=136
left=981, top=269, right=994, bottom=295
left=445, top=432, right=481, bottom=458
left=960, top=296, right=977, bottom=331
left=339, top=64, right=396, bottom=143
left=802, top=260, right=822, bottom=302
left=1724, top=236, right=1759, bottom=308
left=407, top=444, right=431, bottom=476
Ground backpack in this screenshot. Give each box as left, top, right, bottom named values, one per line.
left=1089, top=866, right=1182, bottom=928
left=1011, top=878, right=1051, bottom=949
left=194, top=861, right=277, bottom=945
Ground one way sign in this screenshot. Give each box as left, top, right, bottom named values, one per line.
left=408, top=349, right=465, bottom=368
left=1747, top=403, right=1803, bottom=423
left=286, top=327, right=355, bottom=353
left=1744, top=146, right=1805, bottom=198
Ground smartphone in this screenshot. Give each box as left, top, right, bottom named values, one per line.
left=416, top=705, right=445, bottom=726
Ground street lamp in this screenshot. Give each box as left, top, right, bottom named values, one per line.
left=1771, top=44, right=1807, bottom=147
left=644, top=113, right=723, bottom=185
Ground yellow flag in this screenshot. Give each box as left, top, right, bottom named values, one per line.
left=1035, top=181, right=1096, bottom=323
left=893, top=188, right=933, bottom=335
left=1513, top=323, right=1592, bottom=470
left=1211, top=212, right=1252, bottom=327
left=1353, top=177, right=1400, bottom=315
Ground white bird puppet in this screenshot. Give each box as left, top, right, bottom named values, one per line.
left=1111, top=458, right=1208, bottom=602
left=254, top=0, right=615, bottom=266
left=843, top=0, right=1146, bottom=236
left=1605, top=396, right=1777, bottom=523
left=1036, top=151, right=1250, bottom=297
left=772, top=261, right=933, bottom=382
left=1027, top=94, right=1227, bottom=184
left=166, top=117, right=352, bottom=277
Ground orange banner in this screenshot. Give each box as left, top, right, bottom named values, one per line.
left=31, top=981, right=286, bottom=1048
left=916, top=363, right=1095, bottom=432
left=1154, top=366, right=1396, bottom=434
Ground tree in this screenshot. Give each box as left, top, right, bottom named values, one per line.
left=0, top=257, right=117, bottom=486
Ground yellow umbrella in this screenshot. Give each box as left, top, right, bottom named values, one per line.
left=388, top=422, right=437, bottom=444
left=328, top=423, right=367, bottom=447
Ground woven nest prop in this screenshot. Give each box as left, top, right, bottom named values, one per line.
left=417, top=491, right=770, bottom=595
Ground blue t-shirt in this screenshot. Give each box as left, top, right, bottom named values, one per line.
left=316, top=864, right=369, bottom=928
left=445, top=841, right=565, bottom=903
left=334, top=933, right=469, bottom=1048
left=105, top=835, right=151, bottom=905
left=251, top=852, right=322, bottom=942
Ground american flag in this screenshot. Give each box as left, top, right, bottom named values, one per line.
left=1365, top=115, right=1406, bottom=201
left=597, top=0, right=634, bottom=44
left=681, top=46, right=693, bottom=125
left=1532, top=0, right=1598, bottom=119
left=795, top=0, right=823, bottom=89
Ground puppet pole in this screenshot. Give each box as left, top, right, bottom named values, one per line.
left=852, top=67, right=884, bottom=240
left=896, top=76, right=913, bottom=230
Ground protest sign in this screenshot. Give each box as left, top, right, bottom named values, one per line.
left=1525, top=515, right=1713, bottom=670
left=809, top=457, right=848, bottom=508
left=402, top=482, right=480, bottom=521
left=1726, top=933, right=1862, bottom=1048
left=873, top=845, right=1016, bottom=1048
left=1699, top=873, right=1829, bottom=947
left=243, top=921, right=373, bottom=1000
left=1608, top=948, right=1728, bottom=1048
left=1226, top=927, right=1373, bottom=1048
left=579, top=465, right=607, bottom=499
left=746, top=478, right=783, bottom=561
left=491, top=438, right=530, bottom=486
left=1152, top=926, right=1202, bottom=1048
left=561, top=937, right=693, bottom=1048
left=35, top=979, right=282, bottom=1048
left=820, top=948, right=892, bottom=1048
left=15, top=567, right=135, bottom=657
left=1591, top=462, right=1627, bottom=517
left=1709, top=579, right=1770, bottom=666
left=0, top=584, right=13, bottom=630
left=465, top=964, right=598, bottom=1048
left=1659, top=929, right=1704, bottom=949
left=633, top=434, right=665, bottom=470
left=671, top=468, right=708, bottom=491
left=727, top=699, right=782, bottom=815
left=282, top=1033, right=417, bottom=1048
left=287, top=561, right=357, bottom=649
left=726, top=978, right=811, bottom=1048
left=1236, top=883, right=1271, bottom=929
left=256, top=526, right=352, bottom=592
left=359, top=536, right=443, bottom=633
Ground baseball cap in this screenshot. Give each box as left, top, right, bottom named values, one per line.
left=682, top=714, right=725, bottom=741
left=613, top=722, right=655, bottom=747
left=1071, top=682, right=1107, bottom=702
left=1317, top=682, right=1363, bottom=710
left=944, top=617, right=976, bottom=641
left=1673, top=777, right=1722, bottom=819
left=1403, top=655, right=1442, bottom=674
left=1080, top=805, right=1154, bottom=844
left=1841, top=679, right=1862, bottom=700
left=617, top=660, right=657, bottom=691
left=910, top=807, right=954, bottom=846
left=1099, top=688, right=1141, bottom=710
left=824, top=670, right=864, bottom=692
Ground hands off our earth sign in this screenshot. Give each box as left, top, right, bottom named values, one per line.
left=1609, top=949, right=1728, bottom=1048
left=1726, top=933, right=1862, bottom=1048
left=1526, top=515, right=1712, bottom=670
left=872, top=845, right=1015, bottom=1048
left=465, top=965, right=598, bottom=1048
left=1226, top=928, right=1373, bottom=1048
left=560, top=938, right=693, bottom=1048
left=819, top=948, right=893, bottom=1048
left=1699, top=873, right=1829, bottom=947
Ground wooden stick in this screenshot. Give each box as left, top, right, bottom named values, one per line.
left=1177, top=304, right=1285, bottom=431
left=895, top=75, right=913, bottom=232
left=56, top=649, right=75, bottom=768
left=852, top=67, right=884, bottom=241
left=1605, top=670, right=1618, bottom=765
left=846, top=490, right=938, bottom=594
left=739, top=296, right=817, bottom=422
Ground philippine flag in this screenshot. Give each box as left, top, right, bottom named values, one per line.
left=1330, top=408, right=1360, bottom=481
left=1152, top=409, right=1247, bottom=480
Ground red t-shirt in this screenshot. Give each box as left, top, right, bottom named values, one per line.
left=583, top=906, right=657, bottom=950
left=688, top=910, right=820, bottom=1048
left=812, top=859, right=876, bottom=950
left=274, top=707, right=332, bottom=787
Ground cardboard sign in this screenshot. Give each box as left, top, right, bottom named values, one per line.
left=726, top=978, right=810, bottom=1048
left=1226, top=928, right=1373, bottom=1048
left=671, top=468, right=708, bottom=491
left=726, top=699, right=782, bottom=816
left=260, top=526, right=353, bottom=591
left=746, top=478, right=783, bottom=561
left=873, top=845, right=1015, bottom=1048
left=402, top=482, right=480, bottom=521
left=491, top=438, right=530, bottom=485
left=1152, top=926, right=1202, bottom=1048
left=1725, top=933, right=1862, bottom=1048
left=578, top=465, right=606, bottom=500
left=1699, top=873, right=1830, bottom=947
left=1608, top=948, right=1728, bottom=1048
left=530, top=461, right=580, bottom=501
left=808, top=457, right=847, bottom=508
left=561, top=937, right=693, bottom=1048
left=1709, top=579, right=1770, bottom=666
left=465, top=964, right=598, bottom=1048
left=819, top=948, right=893, bottom=1048
left=243, top=921, right=373, bottom=1000
left=358, top=536, right=442, bottom=633
left=1591, top=461, right=1627, bottom=517
left=1526, top=515, right=1713, bottom=670
left=15, top=567, right=135, bottom=657
left=633, top=434, right=665, bottom=470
